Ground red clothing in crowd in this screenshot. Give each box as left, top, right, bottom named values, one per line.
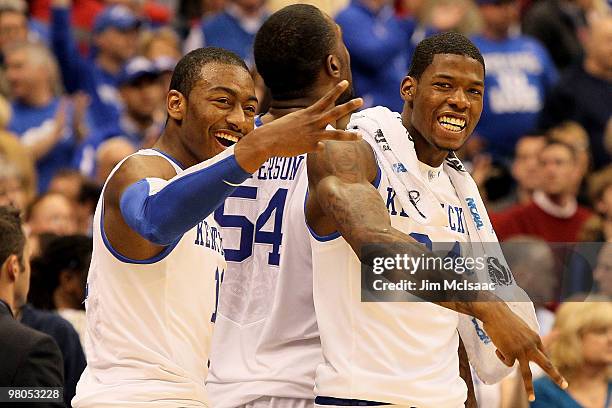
left=492, top=199, right=592, bottom=242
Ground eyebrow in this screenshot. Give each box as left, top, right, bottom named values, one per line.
left=433, top=73, right=484, bottom=87
left=209, top=86, right=258, bottom=103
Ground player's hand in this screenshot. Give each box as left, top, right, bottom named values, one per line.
left=480, top=304, right=568, bottom=402
left=236, top=80, right=363, bottom=173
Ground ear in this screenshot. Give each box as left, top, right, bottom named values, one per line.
left=325, top=54, right=341, bottom=78
left=4, top=254, right=20, bottom=282
left=400, top=75, right=417, bottom=104
left=166, top=90, right=185, bottom=121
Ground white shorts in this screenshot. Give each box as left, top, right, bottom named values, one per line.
left=240, top=397, right=314, bottom=408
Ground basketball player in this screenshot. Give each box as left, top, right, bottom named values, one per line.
left=305, top=32, right=566, bottom=407
left=207, top=6, right=354, bottom=408
left=72, top=47, right=362, bottom=407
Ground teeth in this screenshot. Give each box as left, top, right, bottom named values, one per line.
left=438, top=116, right=465, bottom=130
left=441, top=123, right=461, bottom=132
left=215, top=132, right=239, bottom=143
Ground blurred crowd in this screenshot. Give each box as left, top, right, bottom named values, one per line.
left=0, top=0, right=610, bottom=406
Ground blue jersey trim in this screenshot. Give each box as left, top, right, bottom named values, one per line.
left=304, top=162, right=382, bottom=242
left=254, top=115, right=264, bottom=128
left=100, top=202, right=180, bottom=264
left=304, top=189, right=341, bottom=242
left=372, top=162, right=382, bottom=188
left=315, top=396, right=391, bottom=406
left=151, top=149, right=186, bottom=170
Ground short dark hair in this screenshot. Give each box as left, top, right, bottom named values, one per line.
left=0, top=206, right=25, bottom=266
left=169, top=47, right=249, bottom=96
left=408, top=32, right=485, bottom=79
left=254, top=4, right=336, bottom=100
left=29, top=234, right=92, bottom=310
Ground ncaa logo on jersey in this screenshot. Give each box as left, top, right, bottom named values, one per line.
left=392, top=163, right=407, bottom=173
left=465, top=197, right=484, bottom=230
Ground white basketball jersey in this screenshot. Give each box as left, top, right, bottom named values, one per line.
left=207, top=120, right=321, bottom=407
left=73, top=149, right=226, bottom=408
left=311, top=157, right=471, bottom=407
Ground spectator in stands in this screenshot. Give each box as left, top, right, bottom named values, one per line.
left=532, top=301, right=612, bottom=407
left=185, top=0, right=267, bottom=65
left=539, top=15, right=612, bottom=170
left=115, top=56, right=165, bottom=146
left=522, top=0, right=588, bottom=71
left=0, top=0, right=49, bottom=56
left=5, top=42, right=83, bottom=193
left=26, top=192, right=78, bottom=237
left=0, top=158, right=29, bottom=212
left=471, top=0, right=558, bottom=161
left=335, top=0, right=432, bottom=112
left=504, top=236, right=558, bottom=329
left=416, top=0, right=482, bottom=35
left=511, top=134, right=547, bottom=206
left=76, top=57, right=165, bottom=177
left=580, top=166, right=612, bottom=242
left=94, top=136, right=135, bottom=184
left=0, top=206, right=64, bottom=400
left=48, top=169, right=85, bottom=203
left=141, top=27, right=180, bottom=91
left=0, top=96, right=37, bottom=208
left=29, top=234, right=91, bottom=347
left=0, top=1, right=28, bottom=55
left=51, top=0, right=142, bottom=129
left=19, top=287, right=86, bottom=406
left=140, top=26, right=181, bottom=61
left=492, top=140, right=593, bottom=242
left=48, top=169, right=100, bottom=235
left=592, top=244, right=612, bottom=298
left=548, top=121, right=591, bottom=204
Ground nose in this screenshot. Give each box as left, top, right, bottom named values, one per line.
left=448, top=88, right=470, bottom=111
left=226, top=104, right=247, bottom=133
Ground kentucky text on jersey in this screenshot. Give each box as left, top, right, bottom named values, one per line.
left=386, top=187, right=467, bottom=233
left=256, top=156, right=304, bottom=181
left=195, top=220, right=225, bottom=256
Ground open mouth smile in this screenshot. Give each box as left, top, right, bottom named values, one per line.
left=437, top=115, right=466, bottom=132
left=214, top=131, right=240, bottom=148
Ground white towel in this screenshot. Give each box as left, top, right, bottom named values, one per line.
left=348, top=106, right=539, bottom=384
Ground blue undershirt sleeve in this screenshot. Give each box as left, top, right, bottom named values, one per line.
left=119, top=147, right=251, bottom=245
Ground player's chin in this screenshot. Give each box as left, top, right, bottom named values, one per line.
left=433, top=136, right=466, bottom=152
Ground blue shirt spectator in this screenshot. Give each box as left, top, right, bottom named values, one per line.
left=50, top=3, right=141, bottom=130
left=336, top=0, right=430, bottom=112
left=185, top=1, right=267, bottom=67
left=75, top=57, right=165, bottom=177
left=471, top=0, right=557, bottom=161
left=4, top=42, right=82, bottom=192
left=9, top=98, right=79, bottom=192
left=471, top=35, right=558, bottom=160
left=531, top=370, right=612, bottom=407
left=539, top=17, right=612, bottom=170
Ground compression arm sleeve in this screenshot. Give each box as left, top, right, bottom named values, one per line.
left=119, top=146, right=251, bottom=245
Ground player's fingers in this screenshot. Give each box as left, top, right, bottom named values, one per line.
left=518, top=356, right=535, bottom=402
left=531, top=348, right=568, bottom=390
left=319, top=98, right=364, bottom=124
left=495, top=349, right=514, bottom=367
left=309, top=80, right=349, bottom=112
left=316, top=129, right=361, bottom=143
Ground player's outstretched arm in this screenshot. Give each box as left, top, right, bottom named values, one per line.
left=101, top=81, right=362, bottom=260
left=234, top=80, right=363, bottom=173
left=306, top=140, right=567, bottom=401
left=306, top=139, right=473, bottom=294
